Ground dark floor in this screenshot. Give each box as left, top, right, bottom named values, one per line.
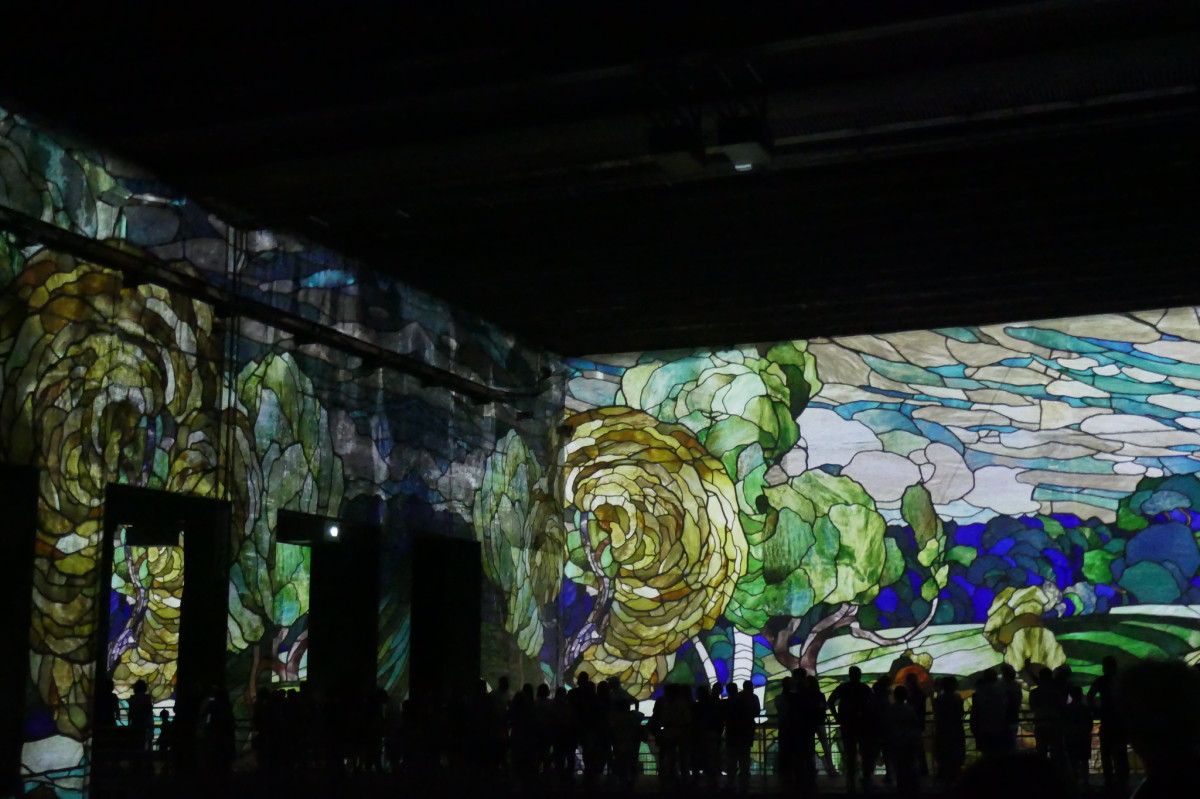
left=88, top=770, right=1124, bottom=799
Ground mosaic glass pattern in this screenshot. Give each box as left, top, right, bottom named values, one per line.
left=108, top=527, right=184, bottom=703
left=0, top=107, right=559, bottom=795
left=550, top=319, right=1200, bottom=699
left=11, top=96, right=1200, bottom=794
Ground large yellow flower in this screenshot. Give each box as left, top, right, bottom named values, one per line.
left=0, top=250, right=222, bottom=737
left=562, top=407, right=747, bottom=694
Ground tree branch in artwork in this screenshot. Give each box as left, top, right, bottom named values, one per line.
left=108, top=546, right=149, bottom=671
left=562, top=513, right=614, bottom=672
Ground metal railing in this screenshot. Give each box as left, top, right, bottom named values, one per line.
left=633, top=712, right=1141, bottom=782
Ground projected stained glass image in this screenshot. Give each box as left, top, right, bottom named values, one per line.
left=107, top=527, right=184, bottom=705
left=268, top=543, right=311, bottom=684
left=471, top=312, right=1200, bottom=704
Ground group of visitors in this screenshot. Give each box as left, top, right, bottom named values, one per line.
left=820, top=659, right=1125, bottom=797
left=88, top=654, right=1200, bottom=797
left=395, top=674, right=764, bottom=793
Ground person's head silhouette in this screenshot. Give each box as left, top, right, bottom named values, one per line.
left=848, top=666, right=862, bottom=684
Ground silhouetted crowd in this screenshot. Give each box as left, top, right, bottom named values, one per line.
left=91, top=656, right=1200, bottom=797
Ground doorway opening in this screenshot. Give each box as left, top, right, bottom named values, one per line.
left=275, top=511, right=379, bottom=699
left=97, top=485, right=230, bottom=742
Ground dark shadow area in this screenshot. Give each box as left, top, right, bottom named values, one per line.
left=0, top=463, right=37, bottom=797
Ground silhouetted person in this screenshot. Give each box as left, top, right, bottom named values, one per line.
left=776, top=677, right=798, bottom=785
left=654, top=683, right=691, bottom=785
left=534, top=683, right=554, bottom=776
left=491, top=675, right=512, bottom=775
left=1030, top=667, right=1066, bottom=766
left=800, top=675, right=829, bottom=791
left=577, top=678, right=608, bottom=788
left=904, top=672, right=930, bottom=776
left=510, top=683, right=537, bottom=787
left=1001, top=663, right=1022, bottom=751
left=1065, top=683, right=1092, bottom=788
left=799, top=670, right=837, bottom=777
left=932, top=676, right=966, bottom=782
left=691, top=683, right=719, bottom=787
left=1088, top=655, right=1128, bottom=796
left=156, top=709, right=174, bottom=776
left=889, top=685, right=922, bottom=799
left=610, top=697, right=644, bottom=792
left=199, top=686, right=234, bottom=775
left=956, top=751, right=1076, bottom=799
left=701, top=682, right=726, bottom=790
left=724, top=681, right=757, bottom=793
left=129, top=679, right=154, bottom=751
left=970, top=669, right=1008, bottom=755
left=551, top=686, right=576, bottom=781
left=867, top=676, right=891, bottom=787
left=829, top=666, right=874, bottom=795
left=96, top=677, right=119, bottom=730
left=1119, top=659, right=1200, bottom=798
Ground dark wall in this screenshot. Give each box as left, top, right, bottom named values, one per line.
left=410, top=537, right=482, bottom=699
left=0, top=464, right=37, bottom=796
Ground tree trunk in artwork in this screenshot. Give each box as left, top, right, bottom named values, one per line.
left=731, top=628, right=754, bottom=684
left=794, top=598, right=943, bottom=674
left=772, top=618, right=803, bottom=672
left=692, top=636, right=719, bottom=685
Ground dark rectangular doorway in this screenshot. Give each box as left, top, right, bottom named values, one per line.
left=0, top=464, right=37, bottom=797
left=410, top=536, right=481, bottom=700
left=276, top=512, right=380, bottom=698
left=98, top=486, right=230, bottom=742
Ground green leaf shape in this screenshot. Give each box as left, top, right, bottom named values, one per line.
left=726, top=469, right=895, bottom=633
left=618, top=344, right=820, bottom=466
left=1082, top=548, right=1117, bottom=584
left=232, top=352, right=345, bottom=646
left=474, top=428, right=566, bottom=659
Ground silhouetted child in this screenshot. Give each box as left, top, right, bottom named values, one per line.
left=156, top=709, right=174, bottom=776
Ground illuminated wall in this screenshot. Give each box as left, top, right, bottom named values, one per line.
left=9, top=99, right=1200, bottom=794
left=0, top=108, right=561, bottom=794
left=513, top=321, right=1200, bottom=705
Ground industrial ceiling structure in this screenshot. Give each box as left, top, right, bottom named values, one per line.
left=2, top=0, right=1198, bottom=355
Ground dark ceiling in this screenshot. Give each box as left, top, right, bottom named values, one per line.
left=3, top=1, right=1200, bottom=356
